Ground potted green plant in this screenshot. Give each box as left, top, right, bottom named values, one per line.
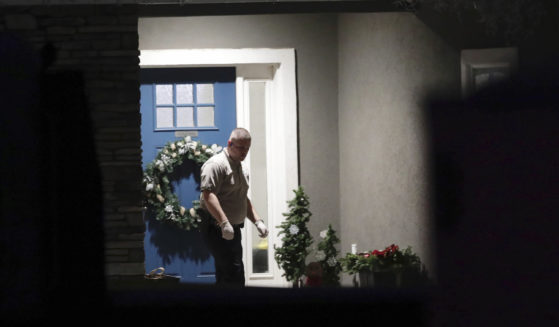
left=313, top=224, right=343, bottom=287
left=274, top=186, right=313, bottom=288
left=342, top=244, right=428, bottom=288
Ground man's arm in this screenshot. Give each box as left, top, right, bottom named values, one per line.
left=203, top=190, right=235, bottom=240
left=202, top=190, right=229, bottom=225
left=247, top=198, right=268, bottom=238
left=246, top=198, right=261, bottom=225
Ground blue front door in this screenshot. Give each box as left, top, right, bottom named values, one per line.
left=140, top=67, right=236, bottom=284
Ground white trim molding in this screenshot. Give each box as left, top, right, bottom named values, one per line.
left=139, top=48, right=298, bottom=287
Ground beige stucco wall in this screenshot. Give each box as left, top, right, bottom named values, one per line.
left=338, top=12, right=460, bottom=284
left=138, top=14, right=341, bottom=241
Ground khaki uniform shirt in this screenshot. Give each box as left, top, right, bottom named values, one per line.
left=200, top=148, right=249, bottom=225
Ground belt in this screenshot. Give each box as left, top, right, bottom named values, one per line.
left=199, top=209, right=244, bottom=228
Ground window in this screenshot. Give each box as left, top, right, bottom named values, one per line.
left=472, top=67, right=509, bottom=92
left=154, top=83, right=215, bottom=130
left=461, top=47, right=518, bottom=98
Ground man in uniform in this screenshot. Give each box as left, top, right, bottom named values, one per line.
left=199, top=128, right=268, bottom=287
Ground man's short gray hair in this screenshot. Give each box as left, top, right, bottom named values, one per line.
left=229, top=128, right=251, bottom=142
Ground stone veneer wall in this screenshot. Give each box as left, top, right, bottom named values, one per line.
left=0, top=5, right=144, bottom=280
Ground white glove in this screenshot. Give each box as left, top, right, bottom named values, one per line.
left=220, top=221, right=234, bottom=240
left=255, top=220, right=268, bottom=238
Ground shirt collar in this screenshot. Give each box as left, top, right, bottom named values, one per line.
left=223, top=148, right=240, bottom=174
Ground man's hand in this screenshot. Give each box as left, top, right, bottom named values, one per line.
left=255, top=220, right=268, bottom=238
left=220, top=221, right=235, bottom=240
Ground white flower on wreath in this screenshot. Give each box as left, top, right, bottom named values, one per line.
left=289, top=224, right=299, bottom=235
left=188, top=141, right=198, bottom=151
left=205, top=149, right=213, bottom=155
left=178, top=147, right=187, bottom=155
left=156, top=160, right=165, bottom=172
left=184, top=136, right=192, bottom=143
left=165, top=205, right=173, bottom=213
left=170, top=143, right=176, bottom=151
left=146, top=183, right=154, bottom=192
left=189, top=208, right=197, bottom=217
left=320, top=229, right=328, bottom=239
left=169, top=213, right=177, bottom=221
left=161, top=154, right=171, bottom=165
left=327, top=257, right=338, bottom=267
left=315, top=250, right=326, bottom=261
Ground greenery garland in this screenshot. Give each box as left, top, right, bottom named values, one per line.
left=142, top=136, right=223, bottom=231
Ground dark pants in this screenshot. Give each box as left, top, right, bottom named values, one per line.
left=200, top=210, right=245, bottom=287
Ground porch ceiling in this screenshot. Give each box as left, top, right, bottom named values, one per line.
left=0, top=0, right=400, bottom=6
left=1, top=0, right=404, bottom=14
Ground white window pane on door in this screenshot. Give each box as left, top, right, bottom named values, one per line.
left=197, top=106, right=214, bottom=127
left=155, top=84, right=173, bottom=105
left=252, top=234, right=269, bottom=274
left=176, top=84, right=193, bottom=104
left=196, top=84, right=214, bottom=103
left=249, top=81, right=269, bottom=274
left=156, top=107, right=174, bottom=128
left=177, top=107, right=194, bottom=127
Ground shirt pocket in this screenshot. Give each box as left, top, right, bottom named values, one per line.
left=226, top=172, right=236, bottom=186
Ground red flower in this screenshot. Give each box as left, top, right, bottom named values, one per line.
left=372, top=249, right=387, bottom=257
left=383, top=244, right=399, bottom=256
left=361, top=244, right=401, bottom=259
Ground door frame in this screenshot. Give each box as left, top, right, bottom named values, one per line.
left=139, top=48, right=298, bottom=287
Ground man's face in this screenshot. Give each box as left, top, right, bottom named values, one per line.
left=228, top=139, right=251, bottom=162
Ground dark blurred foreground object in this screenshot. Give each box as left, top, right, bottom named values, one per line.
left=427, top=71, right=559, bottom=326
left=1, top=34, right=104, bottom=324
